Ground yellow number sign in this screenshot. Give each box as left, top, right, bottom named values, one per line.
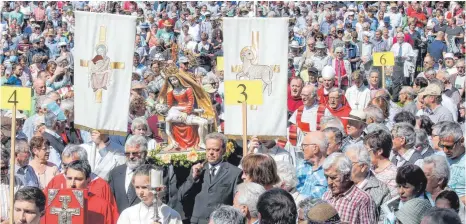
left=1, top=86, right=32, bottom=110
left=216, top=57, right=224, bottom=71
left=373, top=52, right=395, bottom=66
left=224, top=80, right=263, bottom=105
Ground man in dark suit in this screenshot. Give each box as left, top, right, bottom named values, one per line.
left=108, top=135, right=181, bottom=214
left=178, top=133, right=242, bottom=224
left=43, top=110, right=67, bottom=167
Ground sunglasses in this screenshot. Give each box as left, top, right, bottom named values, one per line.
left=438, top=138, right=463, bottom=151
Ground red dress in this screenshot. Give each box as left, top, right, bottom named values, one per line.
left=167, top=88, right=200, bottom=149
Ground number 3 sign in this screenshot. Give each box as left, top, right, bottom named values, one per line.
left=1, top=86, right=32, bottom=110
left=373, top=52, right=395, bottom=66
left=224, top=80, right=263, bottom=105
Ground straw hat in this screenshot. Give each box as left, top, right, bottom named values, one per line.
left=343, top=33, right=352, bottom=42
left=203, top=84, right=216, bottom=94
left=342, top=110, right=367, bottom=124
left=162, top=20, right=173, bottom=27
left=289, top=40, right=304, bottom=48
left=418, top=85, right=442, bottom=96
left=131, top=81, right=147, bottom=90
left=395, top=198, right=432, bottom=224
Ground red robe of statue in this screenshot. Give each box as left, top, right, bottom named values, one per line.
left=167, top=88, right=200, bottom=149
left=45, top=173, right=119, bottom=216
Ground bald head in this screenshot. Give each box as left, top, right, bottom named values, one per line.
left=33, top=79, right=46, bottom=95
left=303, top=131, right=329, bottom=156
left=301, top=85, right=317, bottom=106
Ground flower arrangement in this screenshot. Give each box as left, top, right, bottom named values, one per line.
left=148, top=140, right=236, bottom=168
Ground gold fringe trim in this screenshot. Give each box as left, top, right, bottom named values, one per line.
left=224, top=134, right=287, bottom=141
left=74, top=124, right=127, bottom=136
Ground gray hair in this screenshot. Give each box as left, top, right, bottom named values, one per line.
left=345, top=144, right=371, bottom=167
left=46, top=91, right=60, bottom=99
left=425, top=69, right=437, bottom=79
left=322, top=152, right=352, bottom=176
left=320, top=116, right=345, bottom=133
left=210, top=205, right=245, bottom=224
left=235, top=182, right=266, bottom=218
left=132, top=164, right=163, bottom=182
left=35, top=95, right=48, bottom=112
left=274, top=161, right=298, bottom=191
left=432, top=121, right=449, bottom=136
left=415, top=129, right=429, bottom=148
left=206, top=132, right=228, bottom=149
left=44, top=111, right=58, bottom=129
left=423, top=155, right=450, bottom=188
left=328, top=87, right=343, bottom=96
left=438, top=122, right=463, bottom=142
left=392, top=122, right=416, bottom=149
left=60, top=99, right=74, bottom=112
left=62, top=144, right=88, bottom=161
left=15, top=140, right=29, bottom=155
left=322, top=127, right=343, bottom=145
left=400, top=86, right=416, bottom=100
left=437, top=70, right=453, bottom=83
left=376, top=89, right=392, bottom=102
left=125, top=135, right=148, bottom=152
left=364, top=105, right=385, bottom=123
left=131, top=117, right=152, bottom=136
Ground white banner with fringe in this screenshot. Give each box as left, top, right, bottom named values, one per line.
left=74, top=12, right=136, bottom=134
left=223, top=18, right=288, bottom=138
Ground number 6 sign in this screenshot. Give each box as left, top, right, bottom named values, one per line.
left=224, top=80, right=263, bottom=105
left=0, top=86, right=32, bottom=110
left=373, top=52, right=395, bottom=66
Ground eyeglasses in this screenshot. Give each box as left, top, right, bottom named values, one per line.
left=438, top=138, right=463, bottom=151
left=125, top=152, right=142, bottom=157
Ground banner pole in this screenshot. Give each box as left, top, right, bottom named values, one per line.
left=9, top=106, right=17, bottom=224
left=242, top=101, right=248, bottom=157
left=382, top=66, right=386, bottom=89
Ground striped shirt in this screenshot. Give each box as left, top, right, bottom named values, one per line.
left=323, top=185, right=377, bottom=224
left=296, top=160, right=328, bottom=198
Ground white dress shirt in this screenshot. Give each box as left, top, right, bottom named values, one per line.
left=390, top=42, right=415, bottom=58
left=345, top=85, right=371, bottom=110
left=125, top=166, right=135, bottom=193
left=117, top=201, right=182, bottom=224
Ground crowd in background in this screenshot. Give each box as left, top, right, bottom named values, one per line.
left=1, top=1, right=466, bottom=224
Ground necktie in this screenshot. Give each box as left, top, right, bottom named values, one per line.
left=398, top=44, right=402, bottom=57
left=127, top=185, right=135, bottom=203
left=210, top=167, right=216, bottom=181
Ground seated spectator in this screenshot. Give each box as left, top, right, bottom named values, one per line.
left=233, top=182, right=265, bottom=224
left=275, top=161, right=307, bottom=205
left=393, top=111, right=416, bottom=126
left=241, top=154, right=280, bottom=190
left=421, top=207, right=462, bottom=224
left=209, top=205, right=245, bottom=224
left=390, top=122, right=423, bottom=167
left=299, top=198, right=341, bottom=224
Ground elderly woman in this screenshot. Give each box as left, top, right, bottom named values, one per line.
left=382, top=164, right=431, bottom=224
left=241, top=154, right=280, bottom=190
left=345, top=144, right=392, bottom=222
left=130, top=117, right=157, bottom=151
left=364, top=129, right=398, bottom=197
left=391, top=122, right=424, bottom=167
left=275, top=161, right=307, bottom=205
left=28, top=136, right=59, bottom=189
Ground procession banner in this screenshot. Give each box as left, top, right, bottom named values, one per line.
left=74, top=12, right=136, bottom=134
left=223, top=18, right=288, bottom=138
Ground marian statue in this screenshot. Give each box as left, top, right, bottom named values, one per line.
left=156, top=65, right=216, bottom=150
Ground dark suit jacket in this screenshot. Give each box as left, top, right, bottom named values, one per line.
left=178, top=162, right=242, bottom=224
left=108, top=164, right=140, bottom=214
left=108, top=163, right=181, bottom=214
left=42, top=131, right=66, bottom=155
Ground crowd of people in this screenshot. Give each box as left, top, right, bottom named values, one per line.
left=1, top=1, right=466, bottom=224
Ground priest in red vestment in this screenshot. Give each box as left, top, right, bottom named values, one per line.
left=44, top=145, right=118, bottom=214
left=64, top=160, right=118, bottom=224
left=317, top=65, right=349, bottom=106
left=325, top=88, right=352, bottom=129
left=288, top=77, right=304, bottom=113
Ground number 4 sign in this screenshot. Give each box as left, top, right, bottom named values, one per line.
left=224, top=80, right=263, bottom=105
left=1, top=86, right=32, bottom=110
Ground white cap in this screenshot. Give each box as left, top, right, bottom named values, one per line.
left=444, top=53, right=454, bottom=59
left=321, top=66, right=335, bottom=80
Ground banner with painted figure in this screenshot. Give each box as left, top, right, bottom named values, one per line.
left=74, top=12, right=136, bottom=134
left=223, top=18, right=288, bottom=138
